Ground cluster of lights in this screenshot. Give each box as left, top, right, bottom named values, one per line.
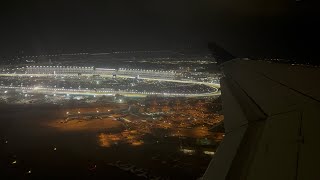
left=119, top=68, right=175, bottom=73
left=0, top=85, right=217, bottom=96
left=1, top=85, right=218, bottom=97
left=20, top=53, right=89, bottom=59
left=26, top=66, right=93, bottom=69
left=113, top=50, right=158, bottom=54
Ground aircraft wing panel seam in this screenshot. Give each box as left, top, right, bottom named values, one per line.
left=225, top=75, right=268, bottom=118
left=258, top=72, right=320, bottom=104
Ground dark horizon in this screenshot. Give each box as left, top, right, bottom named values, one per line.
left=0, top=0, right=317, bottom=62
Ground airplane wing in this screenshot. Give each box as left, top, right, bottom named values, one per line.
left=203, top=59, right=320, bottom=180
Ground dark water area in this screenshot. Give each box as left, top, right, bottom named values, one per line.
left=0, top=104, right=213, bottom=179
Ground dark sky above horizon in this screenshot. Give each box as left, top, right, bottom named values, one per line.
left=0, top=0, right=317, bottom=60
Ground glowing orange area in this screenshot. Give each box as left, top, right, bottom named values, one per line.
left=97, top=131, right=145, bottom=148
left=131, top=140, right=144, bottom=146
left=98, top=133, right=112, bottom=147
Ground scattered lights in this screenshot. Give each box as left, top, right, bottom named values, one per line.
left=180, top=149, right=195, bottom=155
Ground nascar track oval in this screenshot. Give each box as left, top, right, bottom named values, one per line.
left=0, top=73, right=221, bottom=97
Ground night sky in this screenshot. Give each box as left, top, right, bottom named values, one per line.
left=0, top=0, right=317, bottom=61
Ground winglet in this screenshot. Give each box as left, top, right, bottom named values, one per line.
left=208, top=42, right=235, bottom=64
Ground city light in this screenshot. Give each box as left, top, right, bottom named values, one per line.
left=0, top=55, right=224, bottom=179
